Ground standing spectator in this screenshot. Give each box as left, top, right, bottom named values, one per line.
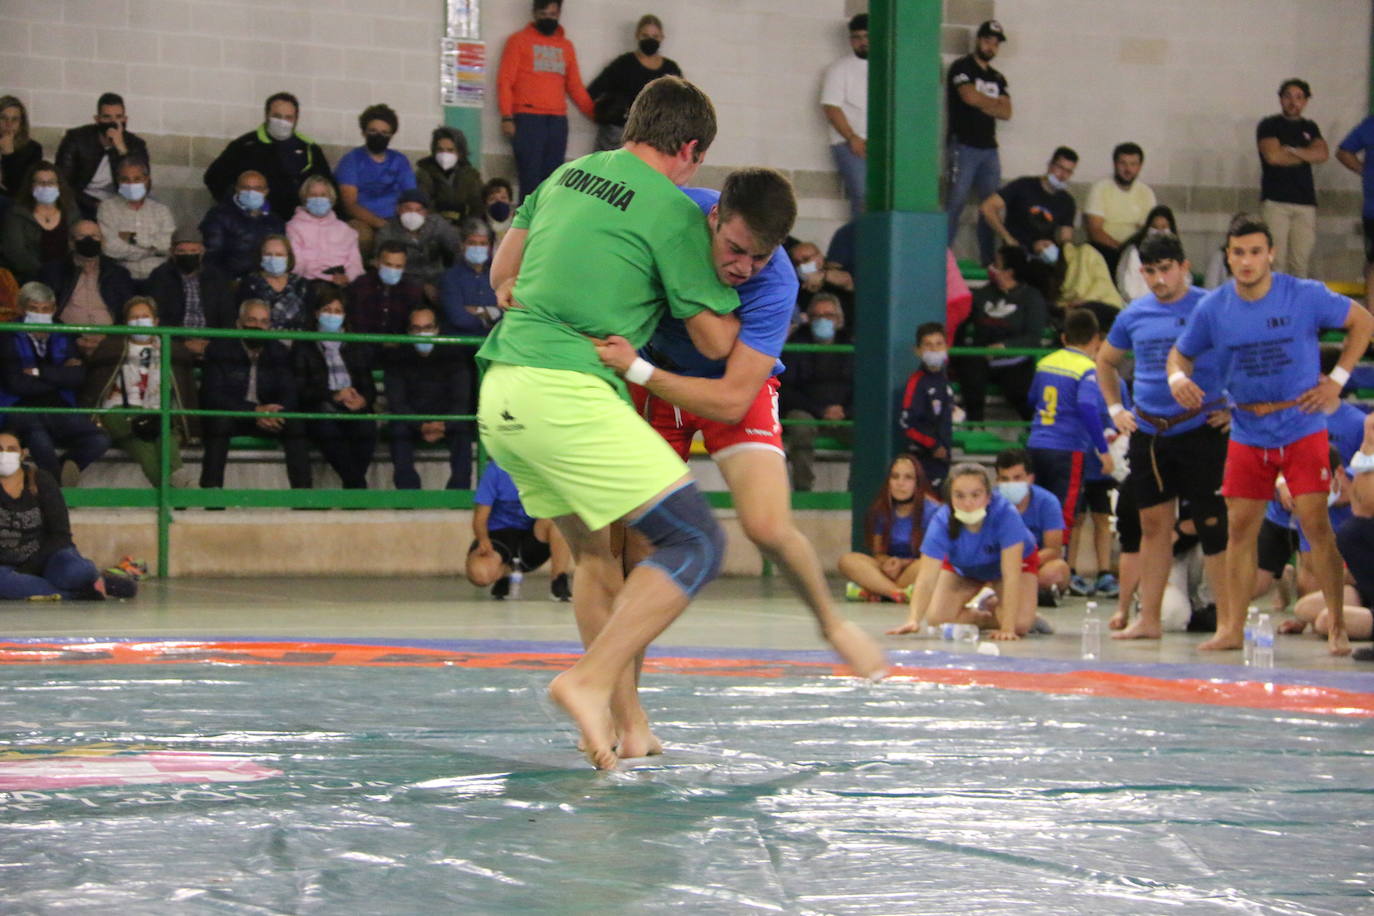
left=384, top=307, right=474, bottom=490
left=945, top=20, right=1010, bottom=264
left=414, top=127, right=485, bottom=227
left=203, top=92, right=333, bottom=222
left=0, top=96, right=43, bottom=204
left=1, top=161, right=79, bottom=283
left=437, top=218, right=500, bottom=335
left=96, top=157, right=173, bottom=283
left=236, top=234, right=312, bottom=332
left=199, top=170, right=285, bottom=279
left=198, top=299, right=311, bottom=491
left=0, top=282, right=110, bottom=484
left=819, top=13, right=869, bottom=219
left=780, top=292, right=852, bottom=492
left=1115, top=205, right=1177, bottom=303
left=345, top=241, right=423, bottom=336
left=286, top=175, right=364, bottom=286
left=496, top=0, right=597, bottom=200
left=375, top=189, right=462, bottom=300
left=36, top=220, right=134, bottom=356
left=1256, top=78, right=1327, bottom=278
left=483, top=177, right=516, bottom=246
left=1083, top=142, right=1156, bottom=275
left=146, top=227, right=237, bottom=347
left=980, top=147, right=1079, bottom=251
left=336, top=104, right=416, bottom=257
left=55, top=93, right=149, bottom=220
left=950, top=245, right=1047, bottom=421
left=1336, top=111, right=1374, bottom=290
left=588, top=14, right=683, bottom=152
left=293, top=291, right=377, bottom=489
left=899, top=322, right=954, bottom=490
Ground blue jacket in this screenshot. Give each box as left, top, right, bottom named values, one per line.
left=199, top=199, right=285, bottom=278
left=0, top=329, right=82, bottom=410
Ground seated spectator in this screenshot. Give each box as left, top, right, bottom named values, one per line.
left=146, top=226, right=237, bottom=345
left=78, top=296, right=195, bottom=487
left=587, top=14, right=683, bottom=151
left=482, top=177, right=515, bottom=246
left=375, top=189, right=461, bottom=301
left=466, top=457, right=571, bottom=601
left=994, top=448, right=1070, bottom=604
left=1, top=160, right=78, bottom=283
left=0, top=282, right=110, bottom=483
left=1083, top=142, right=1155, bottom=275
left=236, top=234, right=312, bottom=331
left=0, top=96, right=43, bottom=207
left=55, top=92, right=148, bottom=219
left=286, top=174, right=363, bottom=286
left=0, top=429, right=132, bottom=600
left=199, top=170, right=286, bottom=278
left=198, top=299, right=311, bottom=491
left=96, top=156, right=173, bottom=283
left=292, top=290, right=377, bottom=489
left=1115, top=205, right=1177, bottom=303
left=949, top=245, right=1046, bottom=421
left=384, top=307, right=474, bottom=490
left=346, top=241, right=423, bottom=336
left=437, top=218, right=500, bottom=334
left=203, top=92, right=333, bottom=223
left=37, top=219, right=134, bottom=353
left=838, top=453, right=940, bottom=602
left=779, top=292, right=852, bottom=492
left=899, top=322, right=955, bottom=490
left=787, top=238, right=854, bottom=326
left=414, top=127, right=484, bottom=227
left=980, top=146, right=1078, bottom=252
left=336, top=104, right=416, bottom=257
left=1034, top=232, right=1124, bottom=314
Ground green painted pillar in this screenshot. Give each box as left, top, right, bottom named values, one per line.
left=851, top=0, right=946, bottom=548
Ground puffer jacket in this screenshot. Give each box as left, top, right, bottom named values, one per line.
left=199, top=199, right=285, bottom=278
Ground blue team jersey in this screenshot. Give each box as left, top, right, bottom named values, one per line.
left=1175, top=275, right=1352, bottom=448
left=919, top=494, right=1037, bottom=582
left=1027, top=347, right=1098, bottom=452
left=875, top=496, right=941, bottom=558
left=642, top=187, right=798, bottom=379
left=474, top=460, right=535, bottom=532
left=1338, top=115, right=1374, bottom=218
left=1017, top=484, right=1065, bottom=545
left=1106, top=287, right=1229, bottom=436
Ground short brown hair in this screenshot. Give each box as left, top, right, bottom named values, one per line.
left=622, top=76, right=717, bottom=158
left=123, top=295, right=159, bottom=319
left=717, top=168, right=797, bottom=250
left=1063, top=307, right=1099, bottom=345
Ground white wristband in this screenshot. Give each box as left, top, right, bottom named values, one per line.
left=1329, top=366, right=1351, bottom=387
left=1351, top=450, right=1374, bottom=474
left=1167, top=371, right=1188, bottom=387
left=1108, top=404, right=1127, bottom=418
left=624, top=357, right=655, bottom=386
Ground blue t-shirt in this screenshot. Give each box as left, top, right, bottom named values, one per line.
left=335, top=147, right=417, bottom=220
left=1338, top=115, right=1374, bottom=217
left=1027, top=347, right=1100, bottom=452
left=474, top=460, right=534, bottom=532
left=1016, top=484, right=1065, bottom=546
left=1106, top=287, right=1229, bottom=436
left=643, top=187, right=798, bottom=379
left=1175, top=275, right=1352, bottom=448
left=919, top=493, right=1037, bottom=582
left=874, top=496, right=941, bottom=559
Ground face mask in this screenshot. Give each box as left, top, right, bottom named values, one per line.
left=488, top=200, right=512, bottom=223
left=435, top=151, right=459, bottom=171
left=129, top=316, right=155, bottom=342
left=1046, top=173, right=1069, bottom=192
left=413, top=331, right=438, bottom=355
left=378, top=265, right=403, bottom=286
left=921, top=349, right=948, bottom=371
left=24, top=311, right=53, bottom=325
left=261, top=255, right=288, bottom=276
left=796, top=260, right=820, bottom=278
left=33, top=186, right=59, bottom=205
left=464, top=245, right=489, bottom=266
left=1146, top=227, right=1167, bottom=238
left=399, top=211, right=426, bottom=232
left=0, top=453, right=21, bottom=477
left=997, top=481, right=1029, bottom=505
left=953, top=506, right=987, bottom=526
left=305, top=196, right=333, bottom=218
left=74, top=237, right=102, bottom=258
left=119, top=182, right=147, bottom=202
left=267, top=117, right=294, bottom=142
left=174, top=253, right=202, bottom=274
left=533, top=18, right=558, bottom=35
left=810, top=317, right=836, bottom=341
left=235, top=189, right=265, bottom=212
left=317, top=312, right=345, bottom=333
left=638, top=37, right=660, bottom=55
left=1036, top=243, right=1060, bottom=265
left=365, top=133, right=390, bottom=154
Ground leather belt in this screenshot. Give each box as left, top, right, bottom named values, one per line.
left=1235, top=399, right=1301, bottom=417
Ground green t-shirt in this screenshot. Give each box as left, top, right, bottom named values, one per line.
left=476, top=150, right=739, bottom=389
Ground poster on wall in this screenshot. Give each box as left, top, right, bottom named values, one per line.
left=446, top=0, right=479, bottom=39
left=440, top=39, right=486, bottom=108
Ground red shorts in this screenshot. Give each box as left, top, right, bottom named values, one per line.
left=631, top=377, right=784, bottom=460
left=1222, top=429, right=1332, bottom=500
left=940, top=550, right=1040, bottom=579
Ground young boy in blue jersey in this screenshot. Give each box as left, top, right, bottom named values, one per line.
left=466, top=458, right=572, bottom=600
left=1168, top=213, right=1373, bottom=655
left=899, top=323, right=955, bottom=490
left=993, top=448, right=1069, bottom=604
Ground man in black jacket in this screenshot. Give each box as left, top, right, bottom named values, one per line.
left=145, top=227, right=237, bottom=344
left=203, top=93, right=333, bottom=222
left=54, top=93, right=149, bottom=220
left=198, top=299, right=311, bottom=490
left=384, top=307, right=472, bottom=489
left=780, top=293, right=853, bottom=492
left=36, top=220, right=135, bottom=335
left=199, top=170, right=286, bottom=278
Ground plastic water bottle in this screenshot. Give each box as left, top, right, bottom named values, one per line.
left=940, top=623, right=979, bottom=643
left=1243, top=606, right=1260, bottom=666
left=508, top=569, right=523, bottom=600
left=1252, top=613, right=1275, bottom=670
left=1081, top=601, right=1101, bottom=660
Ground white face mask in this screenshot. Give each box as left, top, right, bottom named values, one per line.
left=953, top=506, right=987, bottom=526
left=0, top=452, right=20, bottom=477
left=399, top=211, right=425, bottom=232
left=267, top=117, right=295, bottom=141
left=435, top=151, right=459, bottom=171
left=129, top=316, right=155, bottom=342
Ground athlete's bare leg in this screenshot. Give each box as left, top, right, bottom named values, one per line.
left=1117, top=500, right=1173, bottom=639
left=923, top=569, right=985, bottom=626
left=837, top=552, right=904, bottom=599
left=534, top=518, right=574, bottom=578
left=1290, top=491, right=1353, bottom=656
left=1110, top=550, right=1141, bottom=629
left=1210, top=497, right=1267, bottom=650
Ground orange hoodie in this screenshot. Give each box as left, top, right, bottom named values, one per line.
left=497, top=22, right=596, bottom=119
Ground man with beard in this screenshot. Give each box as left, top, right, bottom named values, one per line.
left=945, top=19, right=1011, bottom=265
left=1084, top=142, right=1156, bottom=275
left=820, top=13, right=870, bottom=219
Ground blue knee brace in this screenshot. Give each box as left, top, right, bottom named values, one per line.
left=629, top=482, right=725, bottom=597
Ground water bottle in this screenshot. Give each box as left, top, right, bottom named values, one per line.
left=508, top=569, right=523, bottom=600
left=1081, top=601, right=1101, bottom=660
left=940, top=623, right=979, bottom=643
left=1252, top=613, right=1275, bottom=670
left=1243, top=606, right=1260, bottom=666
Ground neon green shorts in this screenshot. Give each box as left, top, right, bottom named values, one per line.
left=477, top=363, right=689, bottom=531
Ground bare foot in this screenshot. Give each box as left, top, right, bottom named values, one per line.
left=1277, top=618, right=1306, bottom=635
left=825, top=619, right=889, bottom=681
left=1198, top=631, right=1244, bottom=651
left=548, top=671, right=618, bottom=770
left=1112, top=620, right=1161, bottom=640
left=1108, top=609, right=1128, bottom=630
left=616, top=725, right=663, bottom=759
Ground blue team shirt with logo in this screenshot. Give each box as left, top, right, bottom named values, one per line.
left=1175, top=275, right=1352, bottom=448
left=642, top=187, right=798, bottom=379
left=919, top=493, right=1037, bottom=582
left=1107, top=287, right=1229, bottom=436
left=474, top=460, right=534, bottom=532
left=1016, top=483, right=1065, bottom=545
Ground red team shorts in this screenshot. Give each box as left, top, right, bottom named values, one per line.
left=630, top=377, right=784, bottom=460
left=940, top=550, right=1041, bottom=580
left=1221, top=428, right=1331, bottom=500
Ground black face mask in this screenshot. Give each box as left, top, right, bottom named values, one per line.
left=241, top=335, right=264, bottom=351
left=854, top=48, right=868, bottom=60
left=487, top=200, right=512, bottom=223
left=364, top=133, right=391, bottom=154
left=638, top=38, right=660, bottom=56
left=174, top=254, right=202, bottom=275
left=533, top=18, right=558, bottom=36
left=73, top=237, right=102, bottom=258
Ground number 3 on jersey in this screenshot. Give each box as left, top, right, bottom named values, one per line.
left=1037, top=385, right=1058, bottom=426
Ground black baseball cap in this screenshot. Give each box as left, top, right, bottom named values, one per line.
left=977, top=20, right=1006, bottom=41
